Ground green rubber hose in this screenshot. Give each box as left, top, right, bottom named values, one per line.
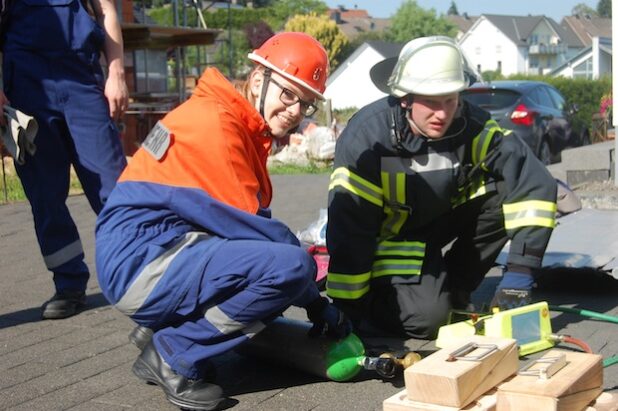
left=548, top=305, right=618, bottom=324
left=603, top=356, right=618, bottom=367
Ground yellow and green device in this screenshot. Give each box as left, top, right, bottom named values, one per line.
left=436, top=301, right=555, bottom=356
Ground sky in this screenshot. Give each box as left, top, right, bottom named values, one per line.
left=323, top=0, right=600, bottom=22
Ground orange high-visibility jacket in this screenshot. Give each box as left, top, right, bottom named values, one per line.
left=95, top=68, right=312, bottom=315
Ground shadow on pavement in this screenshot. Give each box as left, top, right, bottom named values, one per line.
left=0, top=291, right=111, bottom=330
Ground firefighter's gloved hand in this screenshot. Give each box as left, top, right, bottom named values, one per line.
left=491, top=271, right=534, bottom=310
left=306, top=296, right=353, bottom=339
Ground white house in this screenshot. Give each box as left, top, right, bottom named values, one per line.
left=324, top=41, right=402, bottom=110
left=550, top=36, right=612, bottom=79
left=459, top=14, right=582, bottom=76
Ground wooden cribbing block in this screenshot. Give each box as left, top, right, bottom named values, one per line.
left=404, top=335, right=518, bottom=408
left=383, top=388, right=497, bottom=411
left=497, top=349, right=603, bottom=411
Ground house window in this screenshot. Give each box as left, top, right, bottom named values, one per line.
left=573, top=58, right=593, bottom=79
left=475, top=46, right=481, bottom=55
left=477, top=64, right=482, bottom=73
left=496, top=45, right=501, bottom=54
left=529, top=56, right=539, bottom=69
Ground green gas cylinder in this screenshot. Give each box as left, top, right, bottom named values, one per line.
left=238, top=316, right=366, bottom=382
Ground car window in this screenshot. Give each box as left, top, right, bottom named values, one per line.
left=531, top=87, right=555, bottom=108
left=546, top=87, right=566, bottom=111
left=461, top=89, right=520, bottom=110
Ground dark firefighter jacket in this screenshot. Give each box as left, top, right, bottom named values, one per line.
left=326, top=96, right=557, bottom=301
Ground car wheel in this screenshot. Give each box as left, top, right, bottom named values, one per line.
left=538, top=139, right=551, bottom=165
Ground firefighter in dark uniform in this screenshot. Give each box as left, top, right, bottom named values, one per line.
left=0, top=0, right=128, bottom=318
left=326, top=36, right=557, bottom=339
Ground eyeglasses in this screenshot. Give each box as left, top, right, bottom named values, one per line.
left=268, top=77, right=319, bottom=117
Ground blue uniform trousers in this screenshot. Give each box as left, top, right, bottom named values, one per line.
left=99, top=231, right=316, bottom=380
left=2, top=49, right=126, bottom=291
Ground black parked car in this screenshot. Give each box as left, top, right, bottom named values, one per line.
left=461, top=80, right=590, bottom=164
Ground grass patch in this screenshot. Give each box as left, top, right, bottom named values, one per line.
left=0, top=158, right=331, bottom=205
left=268, top=162, right=332, bottom=175
left=0, top=159, right=83, bottom=205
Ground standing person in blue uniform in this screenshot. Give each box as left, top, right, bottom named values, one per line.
left=0, top=0, right=128, bottom=319
left=95, top=32, right=351, bottom=411
left=326, top=36, right=557, bottom=339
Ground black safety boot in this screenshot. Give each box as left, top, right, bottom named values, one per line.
left=132, top=341, right=224, bottom=411
left=129, top=325, right=154, bottom=350
left=41, top=290, right=86, bottom=319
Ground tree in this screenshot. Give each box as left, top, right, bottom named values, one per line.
left=284, top=13, right=349, bottom=69
left=447, top=1, right=459, bottom=16
left=214, top=29, right=251, bottom=79
left=386, top=0, right=457, bottom=43
left=571, top=3, right=597, bottom=17
left=271, top=0, right=329, bottom=30
left=597, top=0, right=611, bottom=17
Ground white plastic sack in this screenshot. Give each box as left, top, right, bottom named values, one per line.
left=306, top=127, right=335, bottom=161
left=297, top=208, right=328, bottom=246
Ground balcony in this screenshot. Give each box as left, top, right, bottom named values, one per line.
left=529, top=43, right=566, bottom=55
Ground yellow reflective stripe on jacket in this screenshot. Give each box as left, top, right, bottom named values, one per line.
left=372, top=240, right=425, bottom=277
left=503, top=200, right=557, bottom=229
left=330, top=167, right=383, bottom=207
left=375, top=240, right=425, bottom=256
left=471, top=120, right=499, bottom=165
left=372, top=259, right=422, bottom=277
left=326, top=271, right=371, bottom=299
left=381, top=171, right=408, bottom=236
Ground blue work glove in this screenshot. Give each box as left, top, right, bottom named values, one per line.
left=305, top=297, right=353, bottom=339
left=491, top=271, right=534, bottom=310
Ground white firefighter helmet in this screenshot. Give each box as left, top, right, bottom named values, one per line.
left=370, top=36, right=477, bottom=97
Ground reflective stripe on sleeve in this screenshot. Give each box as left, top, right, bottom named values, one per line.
left=326, top=271, right=371, bottom=299
left=503, top=200, right=557, bottom=230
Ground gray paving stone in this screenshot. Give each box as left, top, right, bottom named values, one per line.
left=0, top=173, right=616, bottom=411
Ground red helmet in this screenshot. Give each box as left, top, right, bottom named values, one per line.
left=248, top=32, right=329, bottom=100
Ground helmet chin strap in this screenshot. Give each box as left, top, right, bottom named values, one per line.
left=406, top=109, right=427, bottom=138
left=401, top=96, right=428, bottom=138
left=258, top=68, right=272, bottom=118
left=404, top=97, right=467, bottom=140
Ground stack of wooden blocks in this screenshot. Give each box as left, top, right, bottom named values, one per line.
left=383, top=335, right=615, bottom=411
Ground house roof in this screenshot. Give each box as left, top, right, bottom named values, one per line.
left=327, top=6, right=390, bottom=39
left=561, top=15, right=612, bottom=47
left=326, top=41, right=403, bottom=86
left=336, top=17, right=390, bottom=39
left=447, top=14, right=479, bottom=33
left=466, top=14, right=580, bottom=48
left=328, top=7, right=370, bottom=20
